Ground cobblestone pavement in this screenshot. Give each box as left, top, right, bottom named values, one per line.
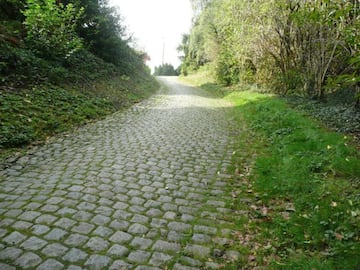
left=0, top=77, right=239, bottom=269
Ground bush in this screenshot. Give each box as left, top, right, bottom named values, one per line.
left=0, top=43, right=50, bottom=86
left=22, top=0, right=83, bottom=60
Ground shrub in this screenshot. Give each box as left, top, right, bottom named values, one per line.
left=22, top=0, right=83, bottom=60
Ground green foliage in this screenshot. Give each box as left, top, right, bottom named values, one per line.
left=0, top=43, right=117, bottom=87
left=0, top=0, right=26, bottom=21
left=64, top=1, right=147, bottom=75
left=153, top=63, right=179, bottom=76
left=22, top=0, right=83, bottom=60
left=181, top=74, right=360, bottom=268
left=0, top=85, right=114, bottom=148
left=1, top=0, right=154, bottom=87
left=177, top=3, right=212, bottom=73
left=216, top=49, right=240, bottom=86
left=180, top=64, right=217, bottom=90
left=0, top=72, right=159, bottom=150
left=0, top=42, right=50, bottom=87
left=228, top=90, right=360, bottom=268
left=1, top=0, right=149, bottom=83
left=62, top=49, right=118, bottom=83
left=81, top=5, right=126, bottom=65
left=180, top=0, right=360, bottom=104
left=0, top=0, right=160, bottom=157
left=289, top=97, right=360, bottom=135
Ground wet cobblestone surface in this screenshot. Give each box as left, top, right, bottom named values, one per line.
left=0, top=77, right=239, bottom=269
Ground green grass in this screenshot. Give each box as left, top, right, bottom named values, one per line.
left=0, top=72, right=159, bottom=162
left=181, top=75, right=360, bottom=269
left=180, top=65, right=217, bottom=88
left=0, top=85, right=114, bottom=148
left=229, top=92, right=360, bottom=269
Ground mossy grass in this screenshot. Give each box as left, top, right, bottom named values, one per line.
left=181, top=75, right=360, bottom=269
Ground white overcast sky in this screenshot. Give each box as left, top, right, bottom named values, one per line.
left=108, top=0, right=193, bottom=71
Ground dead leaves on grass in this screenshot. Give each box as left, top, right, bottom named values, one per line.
left=227, top=162, right=301, bottom=268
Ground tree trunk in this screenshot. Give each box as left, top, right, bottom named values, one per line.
left=355, top=84, right=360, bottom=109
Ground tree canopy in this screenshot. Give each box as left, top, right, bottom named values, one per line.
left=0, top=0, right=150, bottom=86
left=179, top=0, right=360, bottom=103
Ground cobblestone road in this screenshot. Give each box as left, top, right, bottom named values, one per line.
left=0, top=77, right=239, bottom=269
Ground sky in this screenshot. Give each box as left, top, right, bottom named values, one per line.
left=108, top=0, right=193, bottom=71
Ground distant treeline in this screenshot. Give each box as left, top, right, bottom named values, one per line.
left=153, top=63, right=179, bottom=76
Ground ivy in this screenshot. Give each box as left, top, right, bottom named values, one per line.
left=22, top=0, right=83, bottom=60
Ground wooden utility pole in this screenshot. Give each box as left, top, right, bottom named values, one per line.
left=162, top=38, right=165, bottom=65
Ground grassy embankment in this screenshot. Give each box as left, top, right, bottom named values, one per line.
left=181, top=69, right=360, bottom=269
left=0, top=56, right=159, bottom=163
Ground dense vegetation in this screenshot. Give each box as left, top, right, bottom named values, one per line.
left=179, top=0, right=359, bottom=103
left=153, top=63, right=179, bottom=76
left=182, top=72, right=360, bottom=269
left=0, top=0, right=158, bottom=156
left=180, top=1, right=360, bottom=268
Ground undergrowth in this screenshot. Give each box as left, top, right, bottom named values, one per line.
left=0, top=85, right=115, bottom=148
left=0, top=16, right=161, bottom=163
left=0, top=44, right=159, bottom=163
left=0, top=71, right=158, bottom=162
left=286, top=94, right=360, bottom=140
left=181, top=74, right=360, bottom=269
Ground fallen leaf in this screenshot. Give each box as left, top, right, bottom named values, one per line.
left=281, top=212, right=290, bottom=220
left=335, top=233, right=344, bottom=240
left=264, top=243, right=272, bottom=249
left=301, top=214, right=310, bottom=219
left=261, top=206, right=269, bottom=216
left=248, top=255, right=256, bottom=262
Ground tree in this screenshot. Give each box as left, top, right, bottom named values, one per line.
left=153, top=63, right=179, bottom=76
left=190, top=0, right=212, bottom=19
left=180, top=0, right=360, bottom=103
left=0, top=0, right=26, bottom=21
left=22, top=0, right=83, bottom=60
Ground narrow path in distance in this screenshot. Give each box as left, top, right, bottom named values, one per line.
left=0, top=77, right=240, bottom=269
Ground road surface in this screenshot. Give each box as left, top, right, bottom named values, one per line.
left=0, top=77, right=239, bottom=269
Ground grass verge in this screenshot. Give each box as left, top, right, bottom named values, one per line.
left=181, top=74, right=360, bottom=269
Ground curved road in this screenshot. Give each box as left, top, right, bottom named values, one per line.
left=0, top=77, right=238, bottom=269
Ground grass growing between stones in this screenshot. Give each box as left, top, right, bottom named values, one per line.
left=181, top=76, right=360, bottom=269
